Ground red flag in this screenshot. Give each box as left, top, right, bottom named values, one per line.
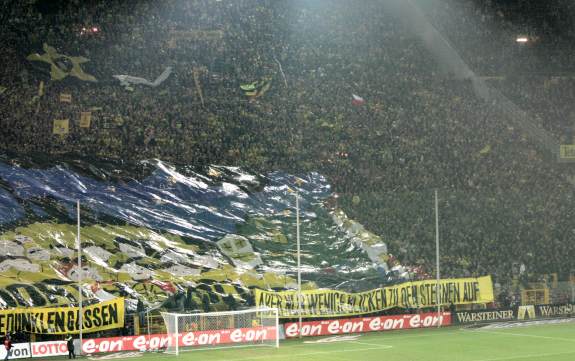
left=151, top=280, right=177, bottom=293
left=351, top=93, right=365, bottom=106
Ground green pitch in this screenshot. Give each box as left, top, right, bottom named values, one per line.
left=60, top=321, right=575, bottom=361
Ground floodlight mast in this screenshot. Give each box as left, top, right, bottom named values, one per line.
left=296, top=191, right=303, bottom=338
left=77, top=200, right=83, bottom=352
left=434, top=190, right=441, bottom=328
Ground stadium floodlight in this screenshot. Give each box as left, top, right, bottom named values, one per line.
left=161, top=308, right=279, bottom=355
left=516, top=36, right=529, bottom=43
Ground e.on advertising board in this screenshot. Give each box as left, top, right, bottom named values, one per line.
left=284, top=312, right=451, bottom=338
left=81, top=326, right=278, bottom=354
left=0, top=326, right=277, bottom=359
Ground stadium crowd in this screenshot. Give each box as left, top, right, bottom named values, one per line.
left=1, top=0, right=574, bottom=297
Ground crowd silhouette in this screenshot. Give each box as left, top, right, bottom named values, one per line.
left=1, top=0, right=574, bottom=295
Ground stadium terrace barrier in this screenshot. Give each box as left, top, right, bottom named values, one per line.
left=284, top=312, right=451, bottom=338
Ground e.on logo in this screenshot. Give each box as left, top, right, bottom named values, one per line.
left=284, top=322, right=322, bottom=337
left=11, top=349, right=30, bottom=358
left=408, top=314, right=444, bottom=328
left=132, top=335, right=171, bottom=351
left=230, top=328, right=268, bottom=343
left=181, top=332, right=221, bottom=346
left=327, top=320, right=364, bottom=334
left=368, top=317, right=404, bottom=331
left=82, top=338, right=124, bottom=354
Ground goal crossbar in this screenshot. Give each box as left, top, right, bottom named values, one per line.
left=163, top=307, right=279, bottom=318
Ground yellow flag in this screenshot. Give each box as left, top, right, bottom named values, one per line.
left=241, top=78, right=272, bottom=98
left=479, top=144, right=491, bottom=155
left=193, top=68, right=205, bottom=107
left=53, top=119, right=69, bottom=135
left=38, top=81, right=44, bottom=97
left=294, top=177, right=305, bottom=186
left=27, top=43, right=97, bottom=82
left=207, top=167, right=221, bottom=177
left=59, top=93, right=72, bottom=103
left=79, top=112, right=92, bottom=128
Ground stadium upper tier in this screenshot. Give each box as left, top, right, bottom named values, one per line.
left=0, top=0, right=574, bottom=309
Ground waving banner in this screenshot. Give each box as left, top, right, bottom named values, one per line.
left=255, top=276, right=493, bottom=318
left=113, top=67, right=172, bottom=90
left=0, top=298, right=124, bottom=335
left=27, top=43, right=97, bottom=82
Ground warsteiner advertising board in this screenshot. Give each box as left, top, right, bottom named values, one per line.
left=453, top=309, right=515, bottom=324
left=454, top=303, right=575, bottom=324
left=0, top=298, right=124, bottom=335
left=536, top=303, right=575, bottom=318
left=256, top=276, right=493, bottom=318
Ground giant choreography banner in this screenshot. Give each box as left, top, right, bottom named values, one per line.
left=255, top=276, right=493, bottom=318
left=0, top=298, right=124, bottom=335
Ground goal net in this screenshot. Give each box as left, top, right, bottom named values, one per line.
left=161, top=308, right=279, bottom=354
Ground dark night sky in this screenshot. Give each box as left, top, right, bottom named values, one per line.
left=486, top=0, right=575, bottom=39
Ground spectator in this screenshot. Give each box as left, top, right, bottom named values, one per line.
left=3, top=334, right=11, bottom=361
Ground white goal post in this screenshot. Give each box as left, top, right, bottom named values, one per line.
left=161, top=307, right=279, bottom=354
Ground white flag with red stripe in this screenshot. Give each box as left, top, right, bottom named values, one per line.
left=351, top=93, right=365, bottom=106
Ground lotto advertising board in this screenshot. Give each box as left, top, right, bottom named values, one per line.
left=30, top=341, right=71, bottom=358
left=0, top=340, right=79, bottom=359
left=284, top=311, right=451, bottom=338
